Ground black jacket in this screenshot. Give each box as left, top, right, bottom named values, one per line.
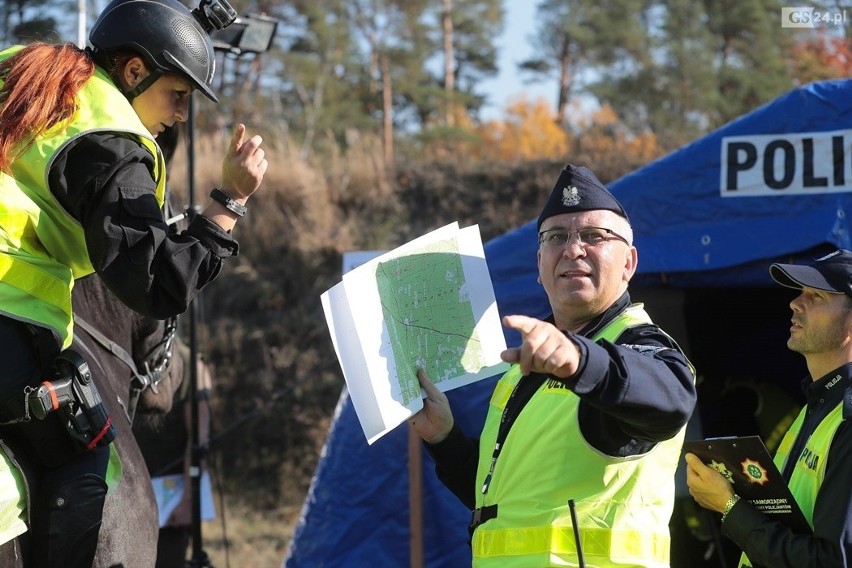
left=51, top=131, right=238, bottom=319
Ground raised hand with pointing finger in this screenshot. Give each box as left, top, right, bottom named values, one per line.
left=221, top=123, right=268, bottom=200
left=500, top=314, right=581, bottom=379
left=205, top=123, right=268, bottom=232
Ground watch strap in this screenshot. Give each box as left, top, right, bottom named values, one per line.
left=209, top=188, right=247, bottom=217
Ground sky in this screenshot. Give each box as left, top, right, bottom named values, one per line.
left=477, top=1, right=555, bottom=122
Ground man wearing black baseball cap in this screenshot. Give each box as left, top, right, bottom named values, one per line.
left=410, top=164, right=697, bottom=566
left=686, top=249, right=852, bottom=566
left=770, top=249, right=852, bottom=298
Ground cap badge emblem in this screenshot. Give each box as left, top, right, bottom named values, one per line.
left=561, top=185, right=580, bottom=207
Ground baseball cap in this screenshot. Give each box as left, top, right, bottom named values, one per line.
left=769, top=250, right=852, bottom=297
left=537, top=165, right=629, bottom=230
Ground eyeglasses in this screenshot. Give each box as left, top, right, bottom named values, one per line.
left=538, top=227, right=630, bottom=248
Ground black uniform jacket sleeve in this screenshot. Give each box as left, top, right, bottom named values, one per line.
left=425, top=292, right=697, bottom=510
left=49, top=131, right=238, bottom=319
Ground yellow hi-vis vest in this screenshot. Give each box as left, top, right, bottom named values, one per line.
left=738, top=401, right=838, bottom=567
left=473, top=304, right=691, bottom=567
left=0, top=441, right=27, bottom=547
left=0, top=45, right=165, bottom=348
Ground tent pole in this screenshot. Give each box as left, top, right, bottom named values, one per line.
left=408, top=425, right=424, bottom=568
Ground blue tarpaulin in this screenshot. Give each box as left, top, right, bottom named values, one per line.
left=283, top=79, right=852, bottom=567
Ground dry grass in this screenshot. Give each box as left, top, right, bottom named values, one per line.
left=200, top=501, right=297, bottom=568
left=167, top=127, right=394, bottom=256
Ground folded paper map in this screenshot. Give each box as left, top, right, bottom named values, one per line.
left=322, top=222, right=510, bottom=444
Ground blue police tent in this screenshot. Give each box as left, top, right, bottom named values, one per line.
left=283, top=78, right=852, bottom=567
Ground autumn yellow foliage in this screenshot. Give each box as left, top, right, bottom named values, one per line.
left=455, top=96, right=661, bottom=166
left=476, top=96, right=570, bottom=161
left=573, top=104, right=661, bottom=165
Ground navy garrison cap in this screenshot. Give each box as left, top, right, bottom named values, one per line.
left=537, top=165, right=629, bottom=230
left=770, top=250, right=852, bottom=298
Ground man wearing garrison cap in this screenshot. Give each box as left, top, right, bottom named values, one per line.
left=411, top=164, right=697, bottom=567
left=686, top=250, right=852, bottom=566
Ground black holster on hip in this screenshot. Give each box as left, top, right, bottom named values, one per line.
left=16, top=349, right=115, bottom=469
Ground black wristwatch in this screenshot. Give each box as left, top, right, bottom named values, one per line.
left=209, top=188, right=247, bottom=217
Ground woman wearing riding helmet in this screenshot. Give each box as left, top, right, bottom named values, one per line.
left=0, top=0, right=267, bottom=565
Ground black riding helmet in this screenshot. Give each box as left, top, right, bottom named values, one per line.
left=88, top=0, right=236, bottom=102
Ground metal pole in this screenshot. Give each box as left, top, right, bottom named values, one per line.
left=408, top=425, right=423, bottom=568
left=77, top=0, right=86, bottom=48
left=186, top=97, right=211, bottom=568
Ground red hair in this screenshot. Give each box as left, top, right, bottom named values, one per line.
left=0, top=43, right=95, bottom=173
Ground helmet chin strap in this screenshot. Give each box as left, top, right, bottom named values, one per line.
left=124, top=68, right=163, bottom=101
left=85, top=47, right=163, bottom=102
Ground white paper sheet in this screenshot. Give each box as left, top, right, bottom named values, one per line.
left=322, top=223, right=509, bottom=444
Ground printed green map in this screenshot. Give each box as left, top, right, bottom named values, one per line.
left=375, top=237, right=485, bottom=405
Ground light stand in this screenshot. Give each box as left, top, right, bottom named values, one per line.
left=184, top=12, right=277, bottom=568
left=185, top=95, right=212, bottom=568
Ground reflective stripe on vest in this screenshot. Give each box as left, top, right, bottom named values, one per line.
left=0, top=46, right=165, bottom=347
left=473, top=303, right=688, bottom=567
left=472, top=525, right=670, bottom=562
